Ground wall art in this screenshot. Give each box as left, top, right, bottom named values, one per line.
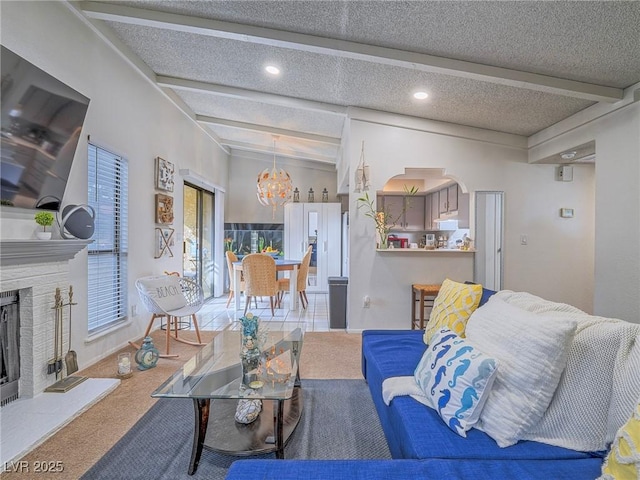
left=155, top=227, right=175, bottom=258
left=155, top=157, right=175, bottom=192
left=155, top=193, right=174, bottom=225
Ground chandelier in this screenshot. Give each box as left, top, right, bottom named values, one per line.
left=257, top=136, right=293, bottom=219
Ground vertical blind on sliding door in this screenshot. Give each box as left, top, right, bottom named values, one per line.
left=87, top=144, right=128, bottom=333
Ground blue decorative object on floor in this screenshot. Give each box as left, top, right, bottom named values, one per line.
left=134, top=336, right=159, bottom=370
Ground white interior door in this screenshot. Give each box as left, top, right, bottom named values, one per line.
left=474, top=191, right=504, bottom=291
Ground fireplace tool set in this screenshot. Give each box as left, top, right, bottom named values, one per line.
left=45, top=286, right=87, bottom=393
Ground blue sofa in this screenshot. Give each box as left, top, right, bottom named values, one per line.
left=225, top=328, right=604, bottom=479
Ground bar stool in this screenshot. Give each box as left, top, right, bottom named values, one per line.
left=411, top=284, right=441, bottom=330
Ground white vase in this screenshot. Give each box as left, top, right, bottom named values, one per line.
left=36, top=231, right=52, bottom=240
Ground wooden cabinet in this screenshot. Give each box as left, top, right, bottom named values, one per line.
left=430, top=192, right=440, bottom=228
left=284, top=203, right=341, bottom=293
left=379, top=195, right=424, bottom=231
left=439, top=184, right=459, bottom=214
left=447, top=184, right=459, bottom=212
left=424, top=195, right=432, bottom=230
left=429, top=184, right=469, bottom=228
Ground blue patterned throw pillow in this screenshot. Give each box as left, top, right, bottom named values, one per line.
left=414, top=328, right=498, bottom=437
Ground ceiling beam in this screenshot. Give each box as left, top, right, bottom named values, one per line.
left=197, top=115, right=341, bottom=145
left=158, top=76, right=347, bottom=116
left=221, top=140, right=337, bottom=166
left=81, top=2, right=623, bottom=103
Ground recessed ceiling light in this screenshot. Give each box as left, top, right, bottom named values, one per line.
left=265, top=65, right=280, bottom=75
left=561, top=151, right=577, bottom=160
left=413, top=91, right=429, bottom=100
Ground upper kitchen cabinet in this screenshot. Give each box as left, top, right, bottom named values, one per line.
left=378, top=194, right=425, bottom=231
left=434, top=183, right=469, bottom=229
left=439, top=184, right=459, bottom=214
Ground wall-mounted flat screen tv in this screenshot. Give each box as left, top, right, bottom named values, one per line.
left=1, top=45, right=90, bottom=211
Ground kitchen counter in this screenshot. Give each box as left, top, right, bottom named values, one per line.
left=376, top=248, right=475, bottom=253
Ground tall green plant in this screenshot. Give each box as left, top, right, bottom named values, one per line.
left=357, top=185, right=418, bottom=248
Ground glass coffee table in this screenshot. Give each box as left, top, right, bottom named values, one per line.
left=152, top=323, right=305, bottom=475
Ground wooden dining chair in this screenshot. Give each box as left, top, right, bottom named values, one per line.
left=225, top=251, right=257, bottom=309
left=241, top=253, right=279, bottom=316
left=278, top=245, right=313, bottom=309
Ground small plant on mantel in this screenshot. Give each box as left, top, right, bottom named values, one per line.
left=357, top=185, right=418, bottom=249
left=34, top=211, right=54, bottom=232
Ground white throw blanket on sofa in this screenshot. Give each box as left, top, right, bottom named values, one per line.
left=496, top=291, right=640, bottom=452
left=382, top=376, right=431, bottom=408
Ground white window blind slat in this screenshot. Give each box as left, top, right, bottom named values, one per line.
left=87, top=144, right=128, bottom=334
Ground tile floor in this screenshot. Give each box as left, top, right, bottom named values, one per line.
left=197, top=292, right=332, bottom=332
left=0, top=293, right=334, bottom=467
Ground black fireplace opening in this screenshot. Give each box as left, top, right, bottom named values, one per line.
left=1, top=290, right=20, bottom=406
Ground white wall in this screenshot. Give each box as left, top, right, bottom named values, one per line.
left=1, top=2, right=229, bottom=368
left=347, top=118, right=596, bottom=331
left=226, top=150, right=338, bottom=224
left=592, top=104, right=640, bottom=322
left=528, top=99, right=640, bottom=323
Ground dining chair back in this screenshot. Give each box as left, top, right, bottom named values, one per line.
left=241, top=253, right=279, bottom=316
left=278, top=245, right=312, bottom=309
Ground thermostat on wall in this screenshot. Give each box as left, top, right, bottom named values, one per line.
left=560, top=208, right=574, bottom=218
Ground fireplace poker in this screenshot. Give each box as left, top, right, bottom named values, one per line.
left=47, top=288, right=63, bottom=375
left=65, top=285, right=79, bottom=374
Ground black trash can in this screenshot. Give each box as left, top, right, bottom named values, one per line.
left=328, top=276, right=348, bottom=329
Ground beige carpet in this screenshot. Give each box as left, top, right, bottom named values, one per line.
left=2, top=329, right=362, bottom=480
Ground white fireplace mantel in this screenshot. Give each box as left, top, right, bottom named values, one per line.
left=0, top=240, right=92, bottom=267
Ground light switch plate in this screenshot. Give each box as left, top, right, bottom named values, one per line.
left=560, top=208, right=574, bottom=218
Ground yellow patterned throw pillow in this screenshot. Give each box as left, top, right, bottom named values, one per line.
left=423, top=279, right=482, bottom=345
left=600, top=401, right=640, bottom=480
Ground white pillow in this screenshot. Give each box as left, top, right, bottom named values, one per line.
left=137, top=275, right=186, bottom=312
left=414, top=328, right=499, bottom=437
left=465, top=296, right=577, bottom=447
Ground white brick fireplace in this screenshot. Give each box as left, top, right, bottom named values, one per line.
left=0, top=240, right=90, bottom=398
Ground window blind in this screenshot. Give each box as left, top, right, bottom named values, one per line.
left=87, top=144, right=128, bottom=334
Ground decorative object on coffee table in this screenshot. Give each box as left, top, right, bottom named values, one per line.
left=135, top=336, right=160, bottom=370
left=235, top=390, right=263, bottom=424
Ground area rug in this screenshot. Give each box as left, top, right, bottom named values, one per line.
left=81, top=379, right=391, bottom=479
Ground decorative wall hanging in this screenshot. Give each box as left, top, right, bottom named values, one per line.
left=155, top=227, right=175, bottom=258
left=155, top=157, right=175, bottom=192
left=354, top=141, right=370, bottom=193
left=155, top=194, right=174, bottom=224
left=256, top=136, right=293, bottom=219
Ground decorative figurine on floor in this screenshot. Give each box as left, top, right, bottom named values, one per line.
left=135, top=336, right=160, bottom=370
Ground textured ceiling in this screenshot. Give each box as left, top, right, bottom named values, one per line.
left=80, top=1, right=640, bottom=164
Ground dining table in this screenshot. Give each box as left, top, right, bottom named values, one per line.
left=232, top=257, right=301, bottom=312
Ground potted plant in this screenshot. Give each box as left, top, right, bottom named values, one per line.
left=357, top=185, right=418, bottom=249
left=34, top=211, right=54, bottom=240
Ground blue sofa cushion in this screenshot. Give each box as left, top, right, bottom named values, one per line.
left=225, top=458, right=603, bottom=480
left=362, top=329, right=597, bottom=461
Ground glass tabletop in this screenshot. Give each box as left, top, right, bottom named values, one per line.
left=151, top=322, right=305, bottom=401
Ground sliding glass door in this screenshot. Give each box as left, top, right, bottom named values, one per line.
left=183, top=183, right=214, bottom=299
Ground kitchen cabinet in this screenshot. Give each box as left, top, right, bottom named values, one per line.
left=284, top=202, right=341, bottom=293
left=424, top=195, right=432, bottom=230
left=439, top=184, right=459, bottom=214
left=379, top=194, right=425, bottom=231
left=430, top=192, right=440, bottom=228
